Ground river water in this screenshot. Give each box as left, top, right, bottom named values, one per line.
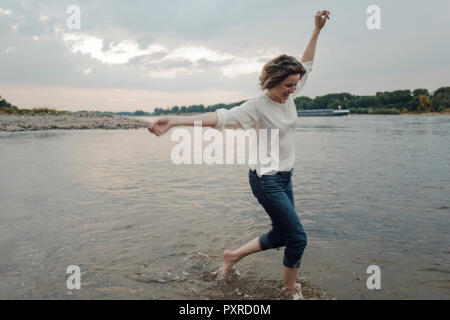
left=0, top=115, right=449, bottom=299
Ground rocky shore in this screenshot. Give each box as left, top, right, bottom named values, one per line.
left=0, top=113, right=151, bottom=132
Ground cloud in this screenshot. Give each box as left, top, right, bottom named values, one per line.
left=220, top=58, right=266, bottom=79
left=61, top=32, right=166, bottom=65
left=82, top=67, right=92, bottom=75
left=1, top=0, right=450, bottom=112
left=39, top=14, right=49, bottom=22
left=59, top=29, right=279, bottom=79
left=164, top=46, right=233, bottom=64
left=4, top=46, right=15, bottom=53
left=0, top=8, right=12, bottom=16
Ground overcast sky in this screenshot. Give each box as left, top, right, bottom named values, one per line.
left=1, top=0, right=449, bottom=112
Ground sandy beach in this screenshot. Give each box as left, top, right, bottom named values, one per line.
left=0, top=113, right=151, bottom=132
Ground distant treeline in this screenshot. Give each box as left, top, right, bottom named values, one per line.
left=116, top=111, right=152, bottom=116
left=0, top=96, right=154, bottom=116
left=152, top=87, right=450, bottom=115
left=152, top=100, right=247, bottom=116
left=0, top=95, right=67, bottom=115
left=2, top=87, right=449, bottom=116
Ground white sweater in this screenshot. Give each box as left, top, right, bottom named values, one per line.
left=214, top=61, right=313, bottom=177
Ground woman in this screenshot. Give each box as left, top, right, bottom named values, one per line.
left=148, top=10, right=330, bottom=296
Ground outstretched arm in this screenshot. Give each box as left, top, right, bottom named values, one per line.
left=301, top=10, right=330, bottom=63
left=148, top=112, right=218, bottom=137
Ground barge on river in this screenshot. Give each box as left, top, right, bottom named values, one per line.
left=298, top=109, right=350, bottom=117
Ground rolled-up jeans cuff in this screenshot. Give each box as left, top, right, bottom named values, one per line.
left=283, top=248, right=303, bottom=268
left=259, top=234, right=272, bottom=251
left=283, top=257, right=302, bottom=269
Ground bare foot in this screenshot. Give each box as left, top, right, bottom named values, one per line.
left=219, top=250, right=238, bottom=278
left=281, top=283, right=304, bottom=300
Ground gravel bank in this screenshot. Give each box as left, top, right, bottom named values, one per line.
left=0, top=113, right=151, bottom=132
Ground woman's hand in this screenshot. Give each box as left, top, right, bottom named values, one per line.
left=315, top=10, right=330, bottom=31
left=148, top=112, right=219, bottom=136
left=301, top=10, right=330, bottom=62
left=147, top=117, right=174, bottom=137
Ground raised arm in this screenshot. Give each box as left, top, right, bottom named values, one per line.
left=301, top=10, right=330, bottom=63
left=148, top=112, right=218, bottom=137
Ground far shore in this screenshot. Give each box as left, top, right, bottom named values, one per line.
left=0, top=112, right=151, bottom=132
left=1, top=111, right=449, bottom=133
left=348, top=112, right=450, bottom=116
left=148, top=111, right=450, bottom=117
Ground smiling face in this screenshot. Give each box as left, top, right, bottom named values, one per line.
left=267, top=74, right=301, bottom=104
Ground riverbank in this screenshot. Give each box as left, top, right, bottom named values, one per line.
left=2, top=112, right=449, bottom=133
left=349, top=112, right=450, bottom=116
left=0, top=113, right=151, bottom=132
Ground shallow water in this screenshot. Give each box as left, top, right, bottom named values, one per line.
left=0, top=115, right=449, bottom=299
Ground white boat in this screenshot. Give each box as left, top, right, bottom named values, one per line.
left=297, top=109, right=349, bottom=117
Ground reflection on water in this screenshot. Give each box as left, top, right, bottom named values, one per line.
left=0, top=115, right=449, bottom=299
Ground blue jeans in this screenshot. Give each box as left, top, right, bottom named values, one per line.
left=249, top=169, right=307, bottom=268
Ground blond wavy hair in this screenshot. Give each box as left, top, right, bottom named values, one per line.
left=259, top=55, right=306, bottom=90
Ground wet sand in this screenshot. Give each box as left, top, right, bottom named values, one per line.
left=0, top=113, right=151, bottom=132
